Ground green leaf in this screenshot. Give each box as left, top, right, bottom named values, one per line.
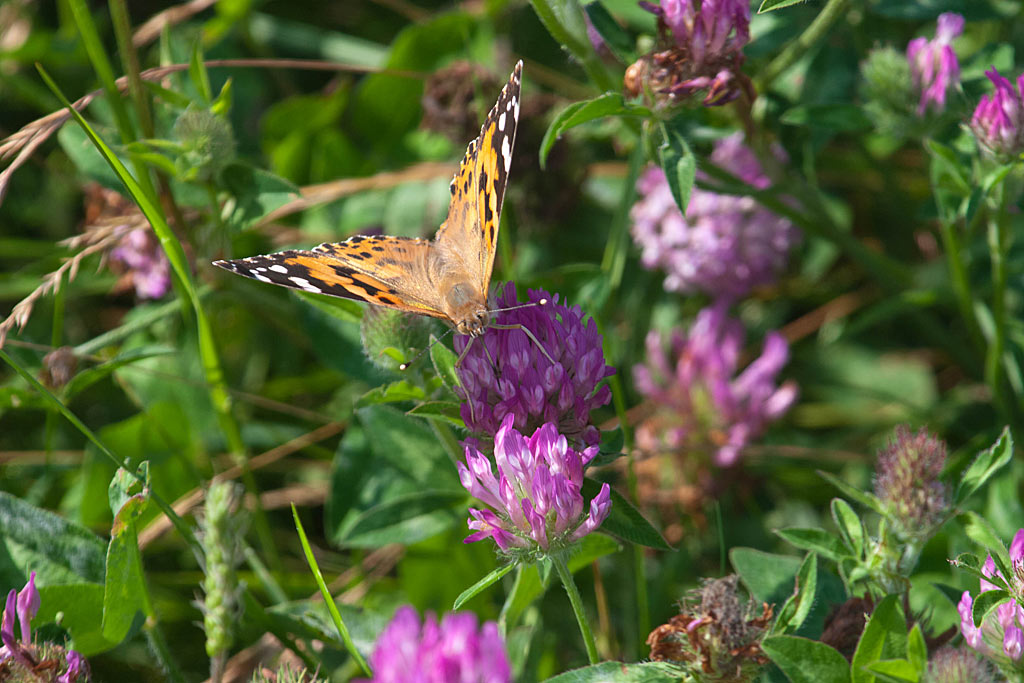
left=731, top=548, right=803, bottom=605
left=62, top=346, right=176, bottom=400
left=568, top=533, right=622, bottom=572
left=540, top=93, right=650, bottom=168
left=355, top=380, right=427, bottom=407
left=542, top=661, right=684, bottom=682
left=430, top=337, right=461, bottom=393
left=335, top=490, right=466, bottom=548
left=955, top=427, right=1013, bottom=505
left=453, top=563, right=516, bottom=610
left=107, top=462, right=150, bottom=519
left=0, top=492, right=106, bottom=587
left=188, top=40, right=213, bottom=103
left=832, top=498, right=865, bottom=557
left=773, top=553, right=818, bottom=635
left=356, top=405, right=460, bottom=486
left=584, top=480, right=671, bottom=550
left=906, top=623, right=927, bottom=674
left=971, top=589, right=1011, bottom=629
left=776, top=528, right=847, bottom=561
left=818, top=471, right=886, bottom=515
left=961, top=511, right=1013, bottom=582
left=762, top=636, right=851, bottom=683
left=658, top=119, right=696, bottom=214
left=221, top=162, right=301, bottom=228
left=758, top=0, right=811, bottom=10
left=583, top=2, right=636, bottom=63
left=851, top=595, right=907, bottom=683
left=406, top=401, right=465, bottom=428
left=781, top=104, right=872, bottom=131
left=36, top=583, right=116, bottom=656
left=102, top=493, right=150, bottom=643
left=864, top=659, right=919, bottom=683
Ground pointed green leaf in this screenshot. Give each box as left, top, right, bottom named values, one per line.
left=453, top=563, right=516, bottom=610
left=776, top=528, right=847, bottom=561
left=955, top=427, right=1013, bottom=505
left=773, top=553, right=818, bottom=635
left=762, top=636, right=851, bottom=683
left=818, top=471, right=886, bottom=515
left=583, top=480, right=671, bottom=550
left=832, top=498, right=865, bottom=557
left=851, top=595, right=906, bottom=683
left=540, top=93, right=650, bottom=168
left=658, top=119, right=696, bottom=214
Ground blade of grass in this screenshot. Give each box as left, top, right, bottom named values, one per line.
left=291, top=505, right=372, bottom=677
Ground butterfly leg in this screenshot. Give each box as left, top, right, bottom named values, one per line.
left=489, top=323, right=557, bottom=366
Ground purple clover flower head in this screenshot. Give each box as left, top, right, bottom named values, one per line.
left=959, top=528, right=1024, bottom=672
left=970, top=68, right=1024, bottom=159
left=362, top=606, right=511, bottom=683
left=636, top=0, right=750, bottom=106
left=455, top=283, right=615, bottom=449
left=926, top=647, right=997, bottom=683
left=630, top=134, right=799, bottom=302
left=458, top=414, right=612, bottom=558
left=906, top=13, right=963, bottom=115
left=110, top=227, right=171, bottom=299
left=633, top=303, right=797, bottom=467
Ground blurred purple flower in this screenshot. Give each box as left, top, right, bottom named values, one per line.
left=58, top=651, right=88, bottom=683
left=459, top=414, right=612, bottom=556
left=970, top=68, right=1024, bottom=159
left=455, top=283, right=614, bottom=449
left=630, top=134, right=799, bottom=302
left=633, top=303, right=797, bottom=467
left=926, top=647, right=997, bottom=683
left=635, top=0, right=750, bottom=106
left=362, top=606, right=510, bottom=683
left=873, top=425, right=951, bottom=539
left=906, top=12, right=963, bottom=115
left=959, top=528, right=1024, bottom=671
left=1, top=571, right=89, bottom=681
left=111, top=227, right=171, bottom=299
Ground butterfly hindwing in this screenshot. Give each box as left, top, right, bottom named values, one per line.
left=436, top=61, right=522, bottom=295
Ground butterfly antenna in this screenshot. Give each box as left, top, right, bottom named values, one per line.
left=398, top=327, right=456, bottom=371
left=488, top=298, right=549, bottom=315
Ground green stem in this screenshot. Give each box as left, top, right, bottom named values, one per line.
left=145, top=620, right=185, bottom=683
left=553, top=555, right=600, bottom=665
left=755, top=0, right=854, bottom=93
left=937, top=219, right=985, bottom=353
left=0, top=348, right=201, bottom=552
left=985, top=180, right=1011, bottom=418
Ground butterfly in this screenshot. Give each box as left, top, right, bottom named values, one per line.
left=213, top=61, right=526, bottom=356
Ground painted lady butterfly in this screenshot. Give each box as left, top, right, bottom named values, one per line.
left=214, top=61, right=524, bottom=348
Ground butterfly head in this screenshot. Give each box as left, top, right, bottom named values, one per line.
left=455, top=309, right=491, bottom=337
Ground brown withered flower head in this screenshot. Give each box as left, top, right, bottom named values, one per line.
left=421, top=61, right=500, bottom=145
left=627, top=0, right=754, bottom=107
left=647, top=575, right=773, bottom=682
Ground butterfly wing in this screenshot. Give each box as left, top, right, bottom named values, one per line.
left=435, top=61, right=522, bottom=296
left=212, top=235, right=451, bottom=320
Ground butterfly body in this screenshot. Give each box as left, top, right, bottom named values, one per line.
left=213, top=61, right=523, bottom=341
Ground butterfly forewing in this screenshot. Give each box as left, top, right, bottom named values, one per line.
left=213, top=61, right=524, bottom=331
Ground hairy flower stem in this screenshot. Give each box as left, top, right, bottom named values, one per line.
left=554, top=556, right=600, bottom=664
left=755, top=0, right=854, bottom=93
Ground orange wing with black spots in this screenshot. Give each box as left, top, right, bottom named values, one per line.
left=213, top=61, right=524, bottom=330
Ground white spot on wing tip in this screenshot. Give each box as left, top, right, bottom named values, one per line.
left=269, top=264, right=288, bottom=274
left=498, top=112, right=506, bottom=131
left=289, top=276, right=323, bottom=293
left=253, top=273, right=273, bottom=284
left=501, top=136, right=512, bottom=173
